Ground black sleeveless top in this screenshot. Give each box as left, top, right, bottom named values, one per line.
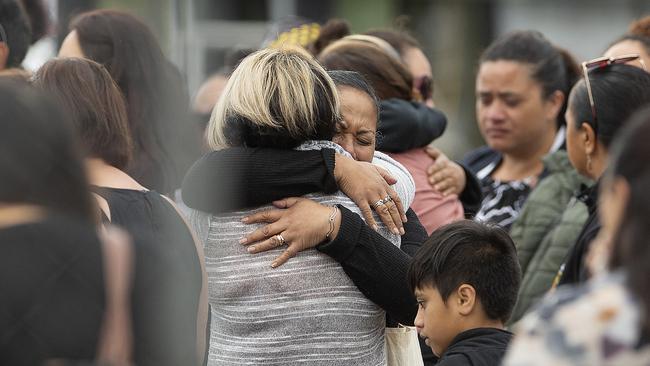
left=0, top=214, right=105, bottom=365
left=92, top=187, right=202, bottom=366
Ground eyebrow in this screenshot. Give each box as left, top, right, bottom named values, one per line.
left=477, top=91, right=522, bottom=99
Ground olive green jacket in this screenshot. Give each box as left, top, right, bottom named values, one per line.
left=509, top=150, right=592, bottom=324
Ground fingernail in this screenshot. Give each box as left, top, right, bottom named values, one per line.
left=271, top=262, right=278, bottom=268
left=241, top=217, right=249, bottom=223
left=393, top=228, right=400, bottom=235
left=239, top=237, right=247, bottom=244
left=247, top=246, right=255, bottom=253
left=373, top=225, right=379, bottom=231
left=400, top=228, right=405, bottom=235
left=403, top=215, right=408, bottom=222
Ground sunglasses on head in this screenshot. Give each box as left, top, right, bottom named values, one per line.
left=582, top=54, right=647, bottom=130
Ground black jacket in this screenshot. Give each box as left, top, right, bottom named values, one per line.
left=377, top=99, right=446, bottom=152
left=558, top=182, right=601, bottom=286
left=437, top=328, right=513, bottom=366
left=461, top=146, right=502, bottom=177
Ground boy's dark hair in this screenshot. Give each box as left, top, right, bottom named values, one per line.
left=0, top=0, right=31, bottom=68
left=408, top=220, right=522, bottom=323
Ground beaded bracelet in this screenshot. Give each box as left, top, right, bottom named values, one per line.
left=325, top=206, right=339, bottom=240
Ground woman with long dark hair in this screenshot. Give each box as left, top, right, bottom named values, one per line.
left=59, top=9, right=200, bottom=194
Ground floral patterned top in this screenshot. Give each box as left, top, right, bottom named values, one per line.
left=504, top=272, right=650, bottom=366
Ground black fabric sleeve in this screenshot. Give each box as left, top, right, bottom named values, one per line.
left=400, top=208, right=428, bottom=257
left=458, top=164, right=483, bottom=217
left=317, top=206, right=418, bottom=325
left=377, top=99, right=447, bottom=152
left=181, top=147, right=337, bottom=213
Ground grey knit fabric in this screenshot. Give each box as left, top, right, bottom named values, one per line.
left=192, top=141, right=415, bottom=365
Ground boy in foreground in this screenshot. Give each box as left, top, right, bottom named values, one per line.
left=408, top=220, right=522, bottom=365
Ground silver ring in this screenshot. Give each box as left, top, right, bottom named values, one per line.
left=373, top=196, right=393, bottom=209
left=274, top=234, right=286, bottom=247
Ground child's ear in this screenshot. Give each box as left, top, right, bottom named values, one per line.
left=455, top=284, right=476, bottom=316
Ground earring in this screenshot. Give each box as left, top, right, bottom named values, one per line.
left=586, top=154, right=593, bottom=172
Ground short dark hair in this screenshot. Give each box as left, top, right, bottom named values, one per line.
left=0, top=0, right=31, bottom=67
left=328, top=70, right=380, bottom=117
left=0, top=79, right=95, bottom=222
left=408, top=220, right=521, bottom=323
left=33, top=58, right=133, bottom=170
left=569, top=64, right=650, bottom=148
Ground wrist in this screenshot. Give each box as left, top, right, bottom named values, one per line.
left=333, top=154, right=351, bottom=185
left=325, top=205, right=341, bottom=242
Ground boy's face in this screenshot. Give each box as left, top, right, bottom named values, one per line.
left=414, top=285, right=459, bottom=357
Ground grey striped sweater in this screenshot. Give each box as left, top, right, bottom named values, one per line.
left=192, top=141, right=415, bottom=365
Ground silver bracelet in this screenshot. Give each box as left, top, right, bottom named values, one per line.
left=325, top=206, right=339, bottom=240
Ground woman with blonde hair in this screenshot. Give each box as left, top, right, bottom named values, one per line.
left=190, top=47, right=414, bottom=365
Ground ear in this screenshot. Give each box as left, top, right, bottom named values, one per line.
left=545, top=90, right=565, bottom=122
left=580, top=122, right=597, bottom=156
left=0, top=42, right=9, bottom=70
left=455, top=284, right=477, bottom=316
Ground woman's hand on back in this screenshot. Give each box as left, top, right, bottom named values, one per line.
left=239, top=197, right=341, bottom=268
left=334, top=154, right=406, bottom=235
left=426, top=146, right=466, bottom=196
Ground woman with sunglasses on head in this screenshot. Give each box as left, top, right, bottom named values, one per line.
left=555, top=56, right=650, bottom=286
left=511, top=55, right=648, bottom=323
left=504, top=107, right=650, bottom=366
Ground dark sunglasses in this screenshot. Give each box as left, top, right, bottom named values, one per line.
left=0, top=23, right=6, bottom=44
left=582, top=54, right=647, bottom=129
left=414, top=75, right=434, bottom=102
